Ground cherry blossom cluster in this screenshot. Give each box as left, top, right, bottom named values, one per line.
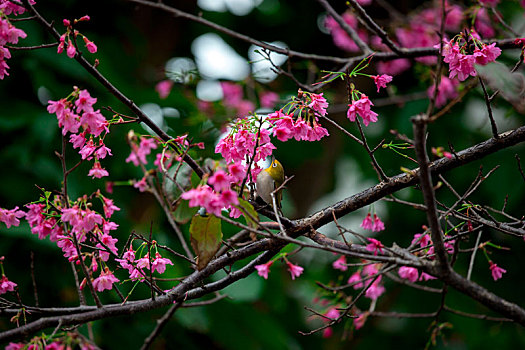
left=440, top=34, right=501, bottom=81
left=215, top=115, right=276, bottom=178
left=181, top=165, right=243, bottom=217
left=125, top=132, right=202, bottom=193
left=57, top=16, right=97, bottom=58
left=115, top=241, right=173, bottom=282
left=0, top=0, right=34, bottom=79
left=47, top=87, right=112, bottom=178
left=267, top=92, right=330, bottom=142
left=0, top=189, right=126, bottom=293
left=324, top=2, right=496, bottom=76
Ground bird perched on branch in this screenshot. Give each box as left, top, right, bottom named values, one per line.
left=256, top=156, right=284, bottom=215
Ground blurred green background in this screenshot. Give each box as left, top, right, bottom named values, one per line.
left=1, top=0, right=525, bottom=348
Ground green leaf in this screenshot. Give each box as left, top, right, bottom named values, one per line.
left=237, top=198, right=259, bottom=229
left=172, top=199, right=199, bottom=224
left=189, top=214, right=222, bottom=270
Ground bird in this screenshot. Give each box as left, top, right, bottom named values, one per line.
left=255, top=157, right=284, bottom=214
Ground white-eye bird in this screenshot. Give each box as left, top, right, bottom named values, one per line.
left=256, top=157, right=284, bottom=213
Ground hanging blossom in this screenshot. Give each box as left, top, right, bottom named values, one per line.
left=0, top=1, right=33, bottom=80
left=398, top=266, right=419, bottom=282
left=92, top=267, right=119, bottom=292
left=371, top=74, right=393, bottom=92
left=267, top=89, right=330, bottom=143
left=255, top=261, right=273, bottom=279
left=440, top=34, right=501, bottom=82
left=366, top=238, right=384, bottom=256
left=360, top=213, right=385, bottom=232
left=286, top=261, right=304, bottom=280
left=57, top=16, right=97, bottom=59
left=489, top=261, right=506, bottom=281
left=347, top=93, right=378, bottom=127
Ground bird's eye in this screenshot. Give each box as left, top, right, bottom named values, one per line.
left=272, top=162, right=277, bottom=167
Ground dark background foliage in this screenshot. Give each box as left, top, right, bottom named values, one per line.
left=1, top=0, right=525, bottom=348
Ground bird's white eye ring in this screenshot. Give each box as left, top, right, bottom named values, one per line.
left=272, top=162, right=277, bottom=167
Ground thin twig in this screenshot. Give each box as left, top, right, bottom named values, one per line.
left=467, top=231, right=483, bottom=281
left=140, top=302, right=183, bottom=350
left=478, top=77, right=499, bottom=139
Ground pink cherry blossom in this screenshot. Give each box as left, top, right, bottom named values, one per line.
left=60, top=110, right=80, bottom=135
left=411, top=233, right=431, bottom=248
left=66, top=39, right=76, bottom=58
left=360, top=213, right=374, bottom=230
left=25, top=203, right=45, bottom=228
left=398, top=266, right=419, bottom=282
left=95, top=140, right=112, bottom=159
left=332, top=255, right=348, bottom=271
left=0, top=206, right=25, bottom=228
left=228, top=163, right=246, bottom=184
left=102, top=197, right=120, bottom=219
left=47, top=98, right=68, bottom=120
left=372, top=214, right=385, bottom=232
left=156, top=80, right=174, bottom=99
left=96, top=233, right=118, bottom=261
left=489, top=261, right=506, bottom=281
left=208, top=169, right=231, bottom=192
left=79, top=139, right=96, bottom=160
left=0, top=0, right=35, bottom=15
left=82, top=210, right=103, bottom=232
left=354, top=313, right=368, bottom=329
left=75, top=89, right=97, bottom=113
left=82, top=36, right=97, bottom=53
left=80, top=110, right=107, bottom=137
left=347, top=94, right=378, bottom=126
left=286, top=261, right=304, bottom=280
left=348, top=271, right=363, bottom=289
left=372, top=74, right=393, bottom=92
left=69, top=131, right=86, bottom=149
left=87, top=162, right=109, bottom=179
left=151, top=252, right=173, bottom=274
left=92, top=268, right=119, bottom=292
left=134, top=177, right=149, bottom=192
left=221, top=81, right=243, bottom=107
left=365, top=277, right=385, bottom=300
left=419, top=272, right=437, bottom=281
left=366, top=238, right=384, bottom=256
left=321, top=307, right=341, bottom=337
left=4, top=343, right=24, bottom=350
left=0, top=275, right=17, bottom=294
left=255, top=261, right=273, bottom=279
left=260, top=91, right=279, bottom=108
left=308, top=92, right=329, bottom=117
